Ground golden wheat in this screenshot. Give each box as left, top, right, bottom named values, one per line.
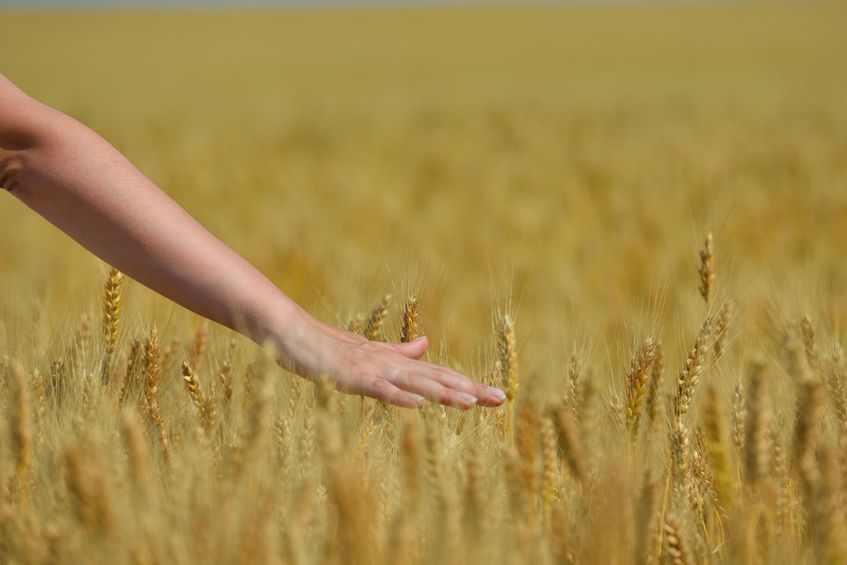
left=1, top=4, right=846, bottom=563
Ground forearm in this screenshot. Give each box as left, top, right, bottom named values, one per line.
left=2, top=90, right=295, bottom=345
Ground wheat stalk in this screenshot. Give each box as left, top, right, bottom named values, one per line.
left=713, top=301, right=734, bottom=360
left=101, top=267, right=123, bottom=382
left=703, top=385, right=731, bottom=511
left=399, top=295, right=419, bottom=343
left=698, top=233, right=715, bottom=305
left=365, top=294, right=392, bottom=341
left=540, top=415, right=559, bottom=516
left=143, top=327, right=170, bottom=467
left=191, top=320, right=210, bottom=373
left=181, top=361, right=215, bottom=435
left=497, top=313, right=519, bottom=442
left=645, top=341, right=664, bottom=430
left=121, top=408, right=150, bottom=496
left=743, top=362, right=769, bottom=486
left=672, top=319, right=712, bottom=424
left=800, top=315, right=821, bottom=376
left=662, top=516, right=690, bottom=565
left=7, top=361, right=33, bottom=481
left=626, top=338, right=656, bottom=441
left=551, top=403, right=586, bottom=483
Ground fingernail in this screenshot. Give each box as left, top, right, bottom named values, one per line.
left=457, top=392, right=478, bottom=407
left=412, top=336, right=427, bottom=343
left=487, top=387, right=507, bottom=402
left=410, top=394, right=426, bottom=407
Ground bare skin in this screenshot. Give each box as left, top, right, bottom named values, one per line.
left=0, top=73, right=506, bottom=410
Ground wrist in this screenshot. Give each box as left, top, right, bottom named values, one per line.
left=232, top=289, right=298, bottom=342
left=248, top=292, right=316, bottom=365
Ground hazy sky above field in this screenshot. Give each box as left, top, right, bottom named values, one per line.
left=1, top=0, right=656, bottom=7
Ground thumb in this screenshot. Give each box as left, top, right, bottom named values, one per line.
left=383, top=336, right=429, bottom=359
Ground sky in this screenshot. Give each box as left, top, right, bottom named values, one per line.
left=1, top=0, right=657, bottom=8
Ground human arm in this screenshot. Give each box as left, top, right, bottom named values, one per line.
left=0, top=73, right=506, bottom=409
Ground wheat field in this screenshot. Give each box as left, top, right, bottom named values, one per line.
left=2, top=2, right=847, bottom=564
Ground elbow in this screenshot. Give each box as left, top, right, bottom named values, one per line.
left=1, top=74, right=41, bottom=195
left=0, top=113, right=38, bottom=197
left=0, top=148, right=25, bottom=195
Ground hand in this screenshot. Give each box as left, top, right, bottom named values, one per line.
left=271, top=305, right=507, bottom=409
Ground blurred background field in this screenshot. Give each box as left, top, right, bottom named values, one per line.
left=2, top=2, right=846, bottom=370
left=2, top=3, right=847, bottom=562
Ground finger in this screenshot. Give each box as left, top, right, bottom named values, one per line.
left=380, top=336, right=429, bottom=360
left=389, top=369, right=478, bottom=410
left=424, top=365, right=507, bottom=408
left=363, top=378, right=426, bottom=408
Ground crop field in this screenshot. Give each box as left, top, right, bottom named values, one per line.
left=1, top=2, right=847, bottom=563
